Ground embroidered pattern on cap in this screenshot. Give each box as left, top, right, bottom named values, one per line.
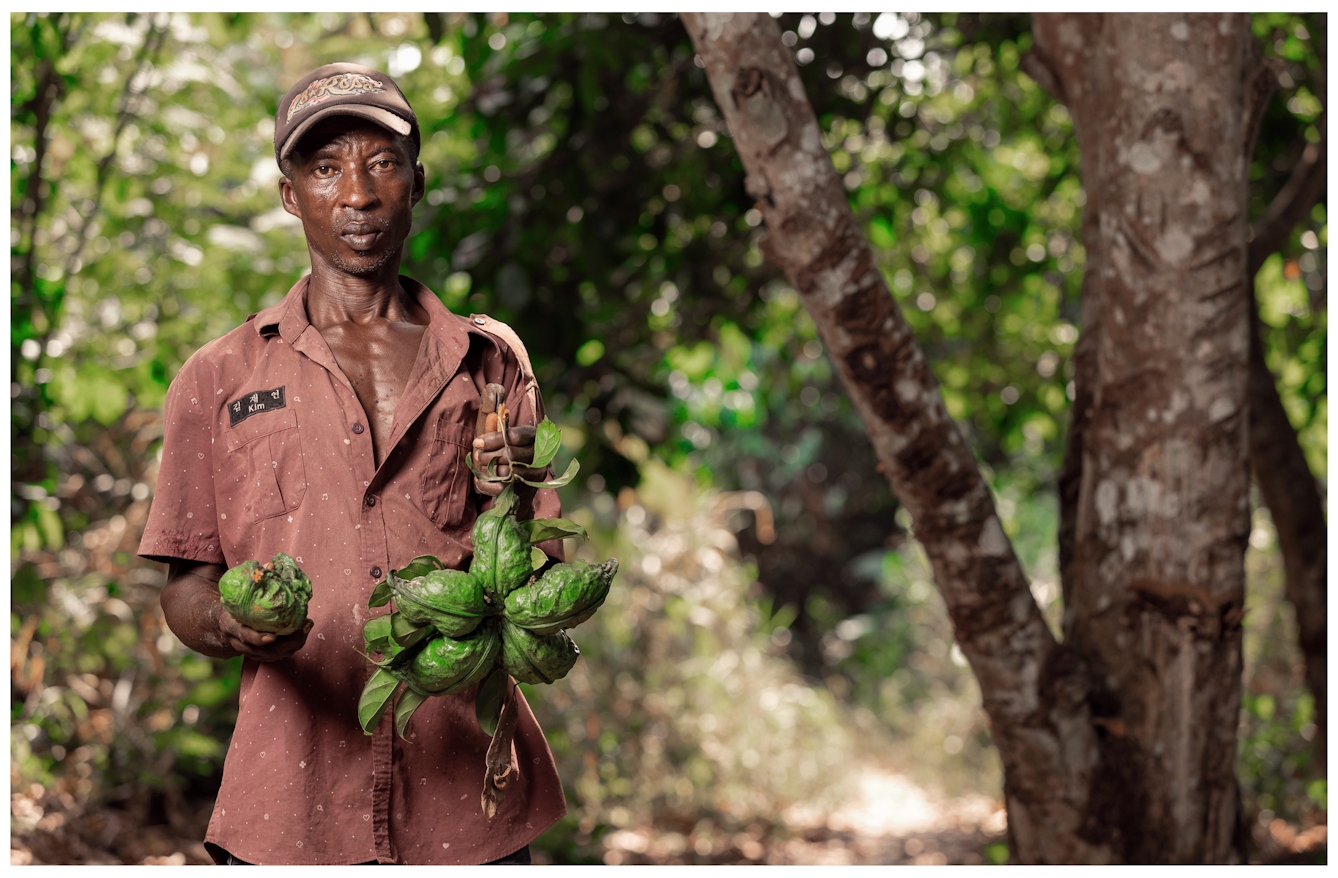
left=287, top=73, right=385, bottom=122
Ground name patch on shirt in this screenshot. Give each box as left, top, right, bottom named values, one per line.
left=229, top=386, right=286, bottom=426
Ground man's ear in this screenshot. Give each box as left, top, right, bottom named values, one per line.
left=411, top=161, right=426, bottom=207
left=279, top=176, right=302, bottom=219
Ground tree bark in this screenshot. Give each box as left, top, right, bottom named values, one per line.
left=684, top=10, right=1259, bottom=863
left=682, top=12, right=1108, bottom=864
left=1031, top=13, right=1254, bottom=862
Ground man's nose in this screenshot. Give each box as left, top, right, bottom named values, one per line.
left=340, top=167, right=377, bottom=209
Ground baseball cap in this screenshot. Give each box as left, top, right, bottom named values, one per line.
left=274, top=62, right=420, bottom=163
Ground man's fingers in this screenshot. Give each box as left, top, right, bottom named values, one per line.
left=220, top=613, right=274, bottom=646
left=505, top=425, right=535, bottom=446
left=473, top=425, right=536, bottom=453
left=231, top=622, right=312, bottom=662
left=474, top=432, right=505, bottom=453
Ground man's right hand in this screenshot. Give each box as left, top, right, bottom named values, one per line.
left=162, top=560, right=313, bottom=662
left=216, top=609, right=313, bottom=662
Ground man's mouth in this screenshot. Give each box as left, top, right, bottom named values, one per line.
left=339, top=222, right=385, bottom=250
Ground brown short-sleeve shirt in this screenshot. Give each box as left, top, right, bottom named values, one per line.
left=139, top=275, right=566, bottom=865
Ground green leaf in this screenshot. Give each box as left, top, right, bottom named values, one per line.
left=531, top=545, right=548, bottom=571
left=525, top=516, right=589, bottom=543
left=475, top=667, right=507, bottom=737
left=493, top=483, right=517, bottom=516
left=394, top=555, right=446, bottom=581
left=467, top=451, right=510, bottom=483
left=368, top=579, right=393, bottom=608
left=390, top=613, right=433, bottom=649
left=358, top=668, right=401, bottom=734
left=395, top=687, right=429, bottom=739
left=519, top=458, right=579, bottom=489
left=363, top=615, right=392, bottom=651
left=530, top=419, right=562, bottom=469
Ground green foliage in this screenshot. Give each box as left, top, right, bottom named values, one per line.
left=10, top=11, right=1326, bottom=861
left=10, top=564, right=242, bottom=802
left=1237, top=505, right=1325, bottom=828
left=524, top=471, right=869, bottom=861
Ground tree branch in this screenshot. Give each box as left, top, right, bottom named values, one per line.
left=1246, top=281, right=1328, bottom=769
left=1242, top=57, right=1282, bottom=177
left=1241, top=26, right=1328, bottom=770
left=1247, top=130, right=1327, bottom=276
left=62, top=14, right=168, bottom=281
left=683, top=13, right=1100, bottom=862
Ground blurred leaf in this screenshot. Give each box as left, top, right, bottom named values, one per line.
left=11, top=563, right=47, bottom=606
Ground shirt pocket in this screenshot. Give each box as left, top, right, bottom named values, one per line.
left=419, top=418, right=474, bottom=530
left=224, top=408, right=308, bottom=523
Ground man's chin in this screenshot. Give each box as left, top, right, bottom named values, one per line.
left=329, top=249, right=396, bottom=277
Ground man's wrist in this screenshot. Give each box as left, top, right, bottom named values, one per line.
left=193, top=586, right=243, bottom=659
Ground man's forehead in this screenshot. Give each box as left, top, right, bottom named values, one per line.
left=291, top=117, right=408, bottom=158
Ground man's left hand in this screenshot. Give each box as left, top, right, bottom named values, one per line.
left=473, top=425, right=546, bottom=496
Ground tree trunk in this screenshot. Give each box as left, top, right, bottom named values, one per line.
left=1030, top=13, right=1253, bottom=861
left=686, top=11, right=1255, bottom=863
left=682, top=12, right=1105, bottom=864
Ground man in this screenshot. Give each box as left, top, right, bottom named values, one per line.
left=140, top=63, right=566, bottom=865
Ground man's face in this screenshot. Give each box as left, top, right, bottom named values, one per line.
left=279, top=117, right=425, bottom=278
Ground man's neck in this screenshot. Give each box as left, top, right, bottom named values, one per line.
left=304, top=252, right=426, bottom=330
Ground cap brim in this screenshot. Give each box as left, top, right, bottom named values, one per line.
left=278, top=105, right=413, bottom=161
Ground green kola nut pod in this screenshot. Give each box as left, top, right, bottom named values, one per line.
left=469, top=492, right=534, bottom=602
left=504, top=559, right=618, bottom=636
left=219, top=552, right=312, bottom=635
left=393, top=568, right=492, bottom=638
left=500, top=618, right=580, bottom=685
left=405, top=623, right=501, bottom=695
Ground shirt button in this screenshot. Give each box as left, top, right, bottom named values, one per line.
left=370, top=566, right=382, bottom=579
left=365, top=495, right=377, bottom=507
left=352, top=423, right=364, bottom=434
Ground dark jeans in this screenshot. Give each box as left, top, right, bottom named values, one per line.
left=220, top=846, right=531, bottom=865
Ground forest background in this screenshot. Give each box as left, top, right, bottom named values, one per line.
left=10, top=11, right=1327, bottom=865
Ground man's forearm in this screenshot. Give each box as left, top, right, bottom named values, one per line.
left=161, top=567, right=239, bottom=659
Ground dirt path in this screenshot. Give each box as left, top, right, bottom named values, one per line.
left=13, top=770, right=1324, bottom=865
left=597, top=766, right=1008, bottom=865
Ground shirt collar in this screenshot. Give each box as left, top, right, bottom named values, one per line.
left=251, top=273, right=469, bottom=353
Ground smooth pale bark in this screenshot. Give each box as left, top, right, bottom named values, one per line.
left=682, top=12, right=1108, bottom=864
left=1031, top=13, right=1253, bottom=862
